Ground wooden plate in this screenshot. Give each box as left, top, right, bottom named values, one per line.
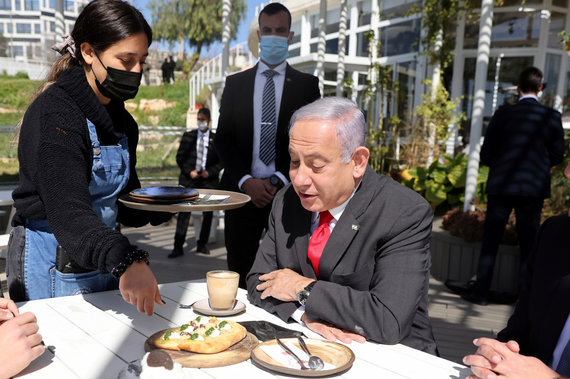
left=250, top=338, right=355, bottom=377
left=145, top=330, right=258, bottom=368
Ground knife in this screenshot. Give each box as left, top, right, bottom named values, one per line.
left=275, top=337, right=308, bottom=370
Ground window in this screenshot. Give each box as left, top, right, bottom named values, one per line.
left=65, top=0, right=74, bottom=12
left=465, top=11, right=541, bottom=49
left=0, top=23, right=3, bottom=34
left=543, top=54, right=561, bottom=108
left=379, top=19, right=421, bottom=56
left=381, top=0, right=420, bottom=20
left=7, top=23, right=12, bottom=34
left=34, top=23, right=40, bottom=34
left=548, top=12, right=565, bottom=49
left=48, top=0, right=54, bottom=8
left=25, top=0, right=40, bottom=10
left=50, top=21, right=55, bottom=32
left=12, top=46, right=24, bottom=57
left=0, top=0, right=10, bottom=10
left=15, top=0, right=21, bottom=10
left=16, top=23, right=32, bottom=34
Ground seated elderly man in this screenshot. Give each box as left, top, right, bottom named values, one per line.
left=246, top=97, right=437, bottom=354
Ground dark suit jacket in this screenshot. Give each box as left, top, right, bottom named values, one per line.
left=176, top=129, right=222, bottom=189
left=498, top=215, right=570, bottom=365
left=246, top=166, right=437, bottom=354
left=481, top=98, right=564, bottom=198
left=215, top=63, right=320, bottom=192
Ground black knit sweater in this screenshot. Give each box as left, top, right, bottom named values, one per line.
left=12, top=65, right=165, bottom=274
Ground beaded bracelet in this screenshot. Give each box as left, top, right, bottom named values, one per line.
left=111, top=247, right=150, bottom=279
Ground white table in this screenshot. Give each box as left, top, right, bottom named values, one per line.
left=15, top=281, right=471, bottom=379
left=0, top=189, right=13, bottom=207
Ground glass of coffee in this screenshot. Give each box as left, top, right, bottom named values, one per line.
left=206, top=270, right=240, bottom=310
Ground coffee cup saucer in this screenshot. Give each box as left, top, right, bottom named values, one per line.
left=191, top=298, right=246, bottom=316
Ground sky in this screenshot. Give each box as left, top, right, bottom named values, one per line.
left=132, top=0, right=266, bottom=58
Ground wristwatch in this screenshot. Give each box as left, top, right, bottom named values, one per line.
left=269, top=174, right=284, bottom=189
left=297, top=281, right=316, bottom=306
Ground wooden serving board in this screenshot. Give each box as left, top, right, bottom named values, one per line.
left=144, top=331, right=259, bottom=368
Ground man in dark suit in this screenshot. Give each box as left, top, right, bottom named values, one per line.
left=246, top=97, right=437, bottom=354
left=170, top=107, right=222, bottom=258
left=463, top=163, right=570, bottom=378
left=215, top=3, right=320, bottom=288
left=462, top=66, right=565, bottom=305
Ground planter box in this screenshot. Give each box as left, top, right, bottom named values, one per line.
left=431, top=218, right=520, bottom=294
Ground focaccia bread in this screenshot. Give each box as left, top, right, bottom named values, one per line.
left=153, top=316, right=247, bottom=354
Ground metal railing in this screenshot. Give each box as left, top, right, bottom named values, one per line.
left=188, top=41, right=254, bottom=111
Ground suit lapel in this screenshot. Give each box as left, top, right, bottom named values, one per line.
left=318, top=167, right=377, bottom=279
left=288, top=192, right=317, bottom=279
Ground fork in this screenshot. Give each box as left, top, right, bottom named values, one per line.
left=275, top=337, right=309, bottom=370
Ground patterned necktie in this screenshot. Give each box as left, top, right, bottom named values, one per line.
left=557, top=339, right=570, bottom=375
left=195, top=134, right=205, bottom=171
left=308, top=211, right=333, bottom=278
left=259, top=69, right=279, bottom=165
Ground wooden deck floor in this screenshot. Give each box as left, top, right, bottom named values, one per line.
left=1, top=219, right=515, bottom=365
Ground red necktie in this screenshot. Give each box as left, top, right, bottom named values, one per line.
left=308, top=211, right=333, bottom=278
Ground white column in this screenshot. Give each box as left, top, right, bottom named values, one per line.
left=336, top=0, right=348, bottom=97
left=426, top=28, right=443, bottom=166
left=221, top=0, right=231, bottom=79
left=55, top=0, right=65, bottom=39
left=316, top=0, right=327, bottom=95
left=300, top=12, right=310, bottom=56
left=463, top=0, right=493, bottom=212
left=348, top=0, right=358, bottom=57
left=446, top=10, right=466, bottom=155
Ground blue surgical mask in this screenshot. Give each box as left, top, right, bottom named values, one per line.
left=259, top=35, right=289, bottom=65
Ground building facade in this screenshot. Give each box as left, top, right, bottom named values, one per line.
left=0, top=0, right=87, bottom=60
left=280, top=0, right=570, bottom=135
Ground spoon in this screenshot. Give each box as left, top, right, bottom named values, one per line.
left=297, top=337, right=325, bottom=370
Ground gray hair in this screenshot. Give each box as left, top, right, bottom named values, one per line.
left=289, top=97, right=366, bottom=163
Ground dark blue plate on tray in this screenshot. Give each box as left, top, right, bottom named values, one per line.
left=130, top=186, right=198, bottom=199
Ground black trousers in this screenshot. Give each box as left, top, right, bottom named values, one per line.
left=224, top=201, right=271, bottom=289
left=474, top=194, right=543, bottom=297
left=174, top=211, right=213, bottom=249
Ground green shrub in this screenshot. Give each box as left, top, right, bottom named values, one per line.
left=403, top=153, right=489, bottom=213
left=14, top=72, right=29, bottom=79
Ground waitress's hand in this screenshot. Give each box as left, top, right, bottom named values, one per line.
left=119, top=262, right=164, bottom=315
left=0, top=298, right=19, bottom=323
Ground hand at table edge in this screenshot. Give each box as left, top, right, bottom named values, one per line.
left=119, top=262, right=165, bottom=316
left=301, top=313, right=366, bottom=344
left=463, top=337, right=560, bottom=379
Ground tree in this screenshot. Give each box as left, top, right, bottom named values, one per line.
left=149, top=0, right=246, bottom=72
left=0, top=33, right=8, bottom=57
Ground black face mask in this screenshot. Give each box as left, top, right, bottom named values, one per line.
left=93, top=53, right=142, bottom=101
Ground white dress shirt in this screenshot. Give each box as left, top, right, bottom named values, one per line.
left=238, top=60, right=289, bottom=189
left=195, top=129, right=210, bottom=172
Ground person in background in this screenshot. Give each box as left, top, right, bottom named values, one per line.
left=462, top=66, right=565, bottom=305
left=215, top=2, right=320, bottom=288
left=463, top=161, right=570, bottom=378
left=170, top=107, right=222, bottom=258
left=167, top=55, right=176, bottom=83
left=7, top=0, right=170, bottom=315
left=161, top=58, right=169, bottom=84
left=0, top=298, right=43, bottom=378
left=247, top=97, right=437, bottom=354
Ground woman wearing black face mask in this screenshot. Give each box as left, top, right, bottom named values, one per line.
left=7, top=0, right=171, bottom=316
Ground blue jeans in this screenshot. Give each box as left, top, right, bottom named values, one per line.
left=24, top=219, right=117, bottom=300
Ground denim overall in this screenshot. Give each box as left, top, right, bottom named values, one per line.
left=23, top=119, right=130, bottom=299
